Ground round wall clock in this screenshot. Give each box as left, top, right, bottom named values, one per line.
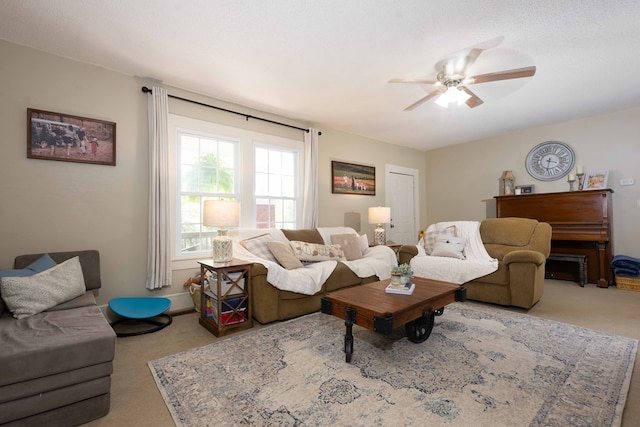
left=525, top=141, right=575, bottom=181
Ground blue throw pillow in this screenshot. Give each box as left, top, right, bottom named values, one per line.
left=0, top=254, right=57, bottom=316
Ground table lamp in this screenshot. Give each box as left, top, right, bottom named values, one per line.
left=203, top=200, right=240, bottom=262
left=368, top=206, right=391, bottom=246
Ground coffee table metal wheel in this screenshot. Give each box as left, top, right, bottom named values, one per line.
left=405, top=312, right=435, bottom=343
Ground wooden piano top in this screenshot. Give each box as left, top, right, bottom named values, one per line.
left=495, top=189, right=613, bottom=242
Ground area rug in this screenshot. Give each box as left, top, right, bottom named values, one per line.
left=149, top=303, right=637, bottom=426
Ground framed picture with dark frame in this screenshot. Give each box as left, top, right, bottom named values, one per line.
left=27, top=108, right=116, bottom=166
left=516, top=184, right=535, bottom=194
left=331, top=160, right=375, bottom=195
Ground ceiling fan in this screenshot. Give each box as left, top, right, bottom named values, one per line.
left=390, top=46, right=536, bottom=110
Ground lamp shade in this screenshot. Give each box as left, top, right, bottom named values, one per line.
left=203, top=200, right=240, bottom=227
left=368, top=207, right=391, bottom=225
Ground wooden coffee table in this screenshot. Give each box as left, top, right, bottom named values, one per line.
left=321, top=277, right=466, bottom=362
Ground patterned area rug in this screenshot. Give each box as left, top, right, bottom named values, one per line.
left=149, top=303, right=637, bottom=426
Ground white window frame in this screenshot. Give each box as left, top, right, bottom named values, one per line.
left=168, top=114, right=303, bottom=270
left=176, top=128, right=240, bottom=257
left=254, top=142, right=301, bottom=229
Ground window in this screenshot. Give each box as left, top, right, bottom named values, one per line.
left=177, top=130, right=238, bottom=255
left=255, top=145, right=298, bottom=229
left=169, top=114, right=304, bottom=264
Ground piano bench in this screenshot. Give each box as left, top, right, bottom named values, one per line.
left=546, top=254, right=588, bottom=287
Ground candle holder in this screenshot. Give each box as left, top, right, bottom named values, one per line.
left=577, top=172, right=585, bottom=190
left=568, top=177, right=576, bottom=191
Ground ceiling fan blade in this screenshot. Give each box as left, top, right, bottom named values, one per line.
left=460, top=86, right=484, bottom=108
left=389, top=78, right=438, bottom=85
left=469, top=66, right=536, bottom=84
left=461, top=48, right=484, bottom=75
left=404, top=88, right=444, bottom=111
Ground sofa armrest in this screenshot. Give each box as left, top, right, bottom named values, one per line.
left=398, top=245, right=418, bottom=265
left=503, top=250, right=546, bottom=266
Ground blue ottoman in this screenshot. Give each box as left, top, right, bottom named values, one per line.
left=109, top=297, right=172, bottom=337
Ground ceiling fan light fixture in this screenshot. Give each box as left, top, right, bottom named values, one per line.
left=435, top=87, right=470, bottom=108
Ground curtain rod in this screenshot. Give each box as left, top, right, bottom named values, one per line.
left=141, top=86, right=320, bottom=135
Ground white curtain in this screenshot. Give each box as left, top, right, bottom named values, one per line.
left=302, top=128, right=319, bottom=228
left=146, top=86, right=172, bottom=290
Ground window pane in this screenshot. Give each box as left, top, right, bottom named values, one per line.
left=181, top=195, right=201, bottom=226
left=269, top=150, right=282, bottom=172
left=269, top=175, right=282, bottom=196
left=282, top=199, right=296, bottom=222
left=218, top=141, right=235, bottom=169
left=254, top=145, right=299, bottom=229
left=182, top=165, right=199, bottom=192
left=178, top=130, right=238, bottom=256
left=255, top=147, right=268, bottom=173
left=181, top=135, right=199, bottom=164
left=282, top=152, right=295, bottom=175
left=255, top=172, right=268, bottom=195
left=256, top=198, right=275, bottom=228
left=282, top=176, right=295, bottom=197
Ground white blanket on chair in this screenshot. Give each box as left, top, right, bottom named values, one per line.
left=410, top=221, right=498, bottom=284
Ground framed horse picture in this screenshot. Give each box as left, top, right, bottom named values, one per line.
left=331, top=161, right=375, bottom=195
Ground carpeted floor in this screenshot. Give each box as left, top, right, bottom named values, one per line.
left=148, top=303, right=636, bottom=426
left=83, top=279, right=640, bottom=427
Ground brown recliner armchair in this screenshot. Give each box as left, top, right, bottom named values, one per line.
left=399, top=217, right=552, bottom=309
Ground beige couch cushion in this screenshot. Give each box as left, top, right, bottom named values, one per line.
left=330, top=233, right=363, bottom=260
left=267, top=241, right=304, bottom=270
left=281, top=228, right=324, bottom=244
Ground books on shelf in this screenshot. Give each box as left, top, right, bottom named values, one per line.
left=385, top=283, right=415, bottom=295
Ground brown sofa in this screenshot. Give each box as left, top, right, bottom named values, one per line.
left=399, top=218, right=551, bottom=309
left=251, top=262, right=379, bottom=324
left=237, top=227, right=392, bottom=324
left=0, top=250, right=115, bottom=426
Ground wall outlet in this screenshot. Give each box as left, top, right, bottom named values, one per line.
left=620, top=178, right=634, bottom=186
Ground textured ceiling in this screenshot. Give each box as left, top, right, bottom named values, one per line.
left=2, top=0, right=640, bottom=151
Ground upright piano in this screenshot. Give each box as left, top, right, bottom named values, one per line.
left=495, top=189, right=614, bottom=287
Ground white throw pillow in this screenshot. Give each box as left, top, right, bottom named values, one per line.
left=359, top=234, right=369, bottom=253
left=0, top=256, right=86, bottom=319
left=431, top=237, right=467, bottom=260
left=289, top=241, right=346, bottom=262
left=423, top=225, right=457, bottom=255
left=239, top=233, right=278, bottom=262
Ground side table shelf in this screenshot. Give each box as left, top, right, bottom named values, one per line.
left=198, top=259, right=253, bottom=337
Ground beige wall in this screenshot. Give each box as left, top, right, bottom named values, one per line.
left=317, top=127, right=427, bottom=241
left=424, top=107, right=640, bottom=255
left=0, top=41, right=426, bottom=306
left=2, top=39, right=638, bottom=309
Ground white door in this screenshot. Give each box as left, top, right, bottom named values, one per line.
left=386, top=165, right=419, bottom=245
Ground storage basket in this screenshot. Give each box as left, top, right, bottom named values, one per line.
left=615, top=275, right=640, bottom=292
left=189, top=283, right=203, bottom=312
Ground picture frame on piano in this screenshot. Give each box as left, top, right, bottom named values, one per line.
left=584, top=170, right=609, bottom=190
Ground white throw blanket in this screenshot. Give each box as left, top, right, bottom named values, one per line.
left=343, top=245, right=396, bottom=281
left=410, top=221, right=498, bottom=284
left=230, top=228, right=396, bottom=295
left=232, top=241, right=337, bottom=295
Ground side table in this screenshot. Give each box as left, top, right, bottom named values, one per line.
left=198, top=259, right=253, bottom=337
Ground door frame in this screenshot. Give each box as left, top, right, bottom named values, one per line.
left=385, top=164, right=420, bottom=243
